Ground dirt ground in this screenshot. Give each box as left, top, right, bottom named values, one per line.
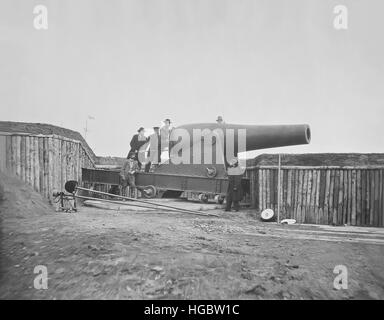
left=1, top=173, right=384, bottom=300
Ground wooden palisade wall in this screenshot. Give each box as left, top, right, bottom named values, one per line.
left=0, top=133, right=95, bottom=200
left=247, top=166, right=384, bottom=227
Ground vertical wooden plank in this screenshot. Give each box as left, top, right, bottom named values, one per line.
left=289, top=170, right=294, bottom=218
left=50, top=137, right=55, bottom=192
left=297, top=170, right=304, bottom=223
left=61, top=139, right=67, bottom=192
left=294, top=170, right=299, bottom=222
left=342, top=170, right=348, bottom=225
left=293, top=170, right=298, bottom=222
left=6, top=136, right=12, bottom=173
left=48, top=137, right=54, bottom=199
left=38, top=137, right=44, bottom=193
left=312, top=170, right=317, bottom=223
left=356, top=170, right=362, bottom=226
left=254, top=169, right=259, bottom=209
left=66, top=141, right=71, bottom=183
left=365, top=170, right=371, bottom=226
left=318, top=170, right=325, bottom=224
left=257, top=169, right=262, bottom=210
left=51, top=137, right=57, bottom=191
left=29, top=136, right=35, bottom=189
left=20, top=136, right=26, bottom=182
left=289, top=170, right=294, bottom=219
left=263, top=170, right=268, bottom=209
left=0, top=135, right=6, bottom=172
left=29, top=136, right=34, bottom=187
left=77, top=142, right=82, bottom=184
left=11, top=136, right=17, bottom=175
left=15, top=135, right=22, bottom=178
left=369, top=170, right=375, bottom=226
left=374, top=170, right=380, bottom=227
left=56, top=137, right=62, bottom=191
left=361, top=170, right=367, bottom=226
left=60, top=138, right=65, bottom=190
left=286, top=170, right=292, bottom=218
left=299, top=170, right=307, bottom=223
left=55, top=137, right=60, bottom=191
left=266, top=169, right=270, bottom=209
left=72, top=142, right=76, bottom=178
left=257, top=169, right=261, bottom=210
left=371, top=170, right=376, bottom=226
left=25, top=136, right=31, bottom=186
left=275, top=167, right=278, bottom=215
left=258, top=169, right=263, bottom=211
left=72, top=142, right=76, bottom=180
left=25, top=136, right=31, bottom=185
left=43, top=137, right=49, bottom=199
left=310, top=170, right=317, bottom=223
left=282, top=169, right=288, bottom=219
left=307, top=170, right=313, bottom=223
left=248, top=170, right=253, bottom=207
left=379, top=170, right=383, bottom=227
left=333, top=170, right=340, bottom=225
left=351, top=170, right=357, bottom=226
left=249, top=170, right=254, bottom=208
left=324, top=170, right=331, bottom=225
left=33, top=137, right=40, bottom=192
left=337, top=170, right=344, bottom=226
left=275, top=168, right=280, bottom=213
left=271, top=168, right=276, bottom=211
left=329, top=170, right=336, bottom=225
left=305, top=170, right=312, bottom=222
left=260, top=169, right=263, bottom=210
left=347, top=170, right=352, bottom=225
left=315, top=170, right=321, bottom=224
left=303, top=170, right=309, bottom=223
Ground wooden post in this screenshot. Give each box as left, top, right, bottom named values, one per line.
left=0, top=135, right=6, bottom=172
left=277, top=154, right=281, bottom=224
left=266, top=169, right=270, bottom=209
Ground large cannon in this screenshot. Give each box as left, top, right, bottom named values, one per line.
left=82, top=123, right=311, bottom=202
left=155, top=123, right=311, bottom=177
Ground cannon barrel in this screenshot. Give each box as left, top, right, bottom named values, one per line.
left=174, top=123, right=311, bottom=152
left=237, top=123, right=310, bottom=151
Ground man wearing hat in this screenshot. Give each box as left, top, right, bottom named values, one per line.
left=145, top=126, right=162, bottom=172
left=225, top=157, right=244, bottom=212
left=128, top=127, right=148, bottom=169
left=120, top=152, right=140, bottom=197
left=160, top=118, right=172, bottom=157
left=216, top=116, right=224, bottom=124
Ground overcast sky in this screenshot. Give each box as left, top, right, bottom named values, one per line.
left=1, top=0, right=383, bottom=157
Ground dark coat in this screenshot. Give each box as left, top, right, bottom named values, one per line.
left=227, top=174, right=243, bottom=201
left=128, top=134, right=148, bottom=158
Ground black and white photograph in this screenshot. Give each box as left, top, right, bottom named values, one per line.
left=0, top=0, right=383, bottom=306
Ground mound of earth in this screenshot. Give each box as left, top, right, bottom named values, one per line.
left=0, top=171, right=53, bottom=218
left=0, top=121, right=95, bottom=161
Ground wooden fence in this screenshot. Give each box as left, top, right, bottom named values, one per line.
left=247, top=166, right=384, bottom=227
left=0, top=132, right=95, bottom=200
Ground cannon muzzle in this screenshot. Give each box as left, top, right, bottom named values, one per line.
left=240, top=124, right=310, bottom=151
